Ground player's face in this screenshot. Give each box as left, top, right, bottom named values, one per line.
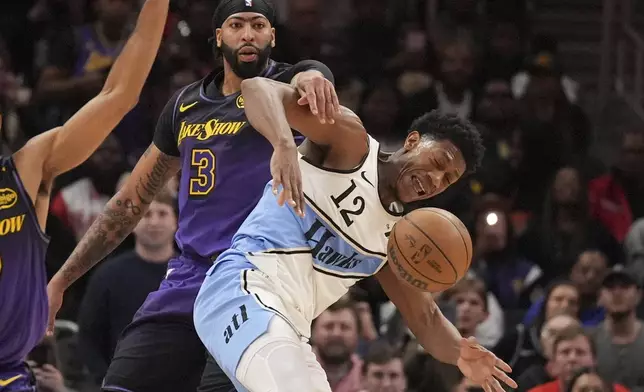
left=394, top=132, right=466, bottom=203
left=216, top=13, right=275, bottom=79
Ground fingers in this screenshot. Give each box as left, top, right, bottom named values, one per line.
left=495, top=357, right=513, bottom=373
left=482, top=380, right=494, bottom=392
left=314, top=81, right=327, bottom=123
left=292, top=166, right=305, bottom=217
left=489, top=378, right=506, bottom=392
left=493, top=368, right=518, bottom=389
left=305, top=86, right=319, bottom=118
left=272, top=176, right=285, bottom=206
left=324, top=83, right=336, bottom=124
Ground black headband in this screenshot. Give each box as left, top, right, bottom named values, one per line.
left=212, top=0, right=276, bottom=32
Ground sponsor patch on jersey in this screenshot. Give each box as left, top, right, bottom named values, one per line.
left=0, top=188, right=18, bottom=210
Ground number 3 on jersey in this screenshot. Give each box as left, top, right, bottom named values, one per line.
left=189, top=148, right=216, bottom=196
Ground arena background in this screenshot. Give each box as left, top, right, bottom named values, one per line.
left=2, top=0, right=644, bottom=391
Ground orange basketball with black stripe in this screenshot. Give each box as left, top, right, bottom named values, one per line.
left=387, top=208, right=472, bottom=292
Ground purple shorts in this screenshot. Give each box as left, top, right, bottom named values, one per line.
left=131, top=255, right=213, bottom=324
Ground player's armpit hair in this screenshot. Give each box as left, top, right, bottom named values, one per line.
left=409, top=110, right=484, bottom=175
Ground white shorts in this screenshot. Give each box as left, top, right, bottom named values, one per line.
left=194, top=253, right=332, bottom=392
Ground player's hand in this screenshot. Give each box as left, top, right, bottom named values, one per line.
left=270, top=142, right=304, bottom=217
left=457, top=337, right=517, bottom=392
left=45, top=283, right=64, bottom=336
left=32, top=364, right=66, bottom=392
left=295, top=72, right=340, bottom=125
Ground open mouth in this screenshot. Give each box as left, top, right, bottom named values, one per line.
left=411, top=175, right=426, bottom=196
left=238, top=46, right=259, bottom=62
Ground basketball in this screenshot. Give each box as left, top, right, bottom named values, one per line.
left=387, top=207, right=472, bottom=292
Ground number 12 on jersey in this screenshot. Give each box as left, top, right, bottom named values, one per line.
left=189, top=148, right=216, bottom=196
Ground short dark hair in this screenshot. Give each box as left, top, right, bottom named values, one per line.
left=408, top=110, right=484, bottom=176
left=362, top=340, right=402, bottom=375
left=552, top=325, right=596, bottom=359
left=313, top=297, right=362, bottom=332
left=565, top=367, right=610, bottom=392
left=442, top=277, right=489, bottom=311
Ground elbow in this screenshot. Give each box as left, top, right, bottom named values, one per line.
left=240, top=77, right=266, bottom=95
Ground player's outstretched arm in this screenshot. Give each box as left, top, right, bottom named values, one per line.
left=376, top=265, right=518, bottom=392
left=375, top=264, right=462, bottom=364
left=13, top=0, right=169, bottom=183
left=47, top=144, right=180, bottom=334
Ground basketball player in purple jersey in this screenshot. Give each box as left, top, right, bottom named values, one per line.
left=47, top=0, right=340, bottom=391
left=0, top=0, right=169, bottom=391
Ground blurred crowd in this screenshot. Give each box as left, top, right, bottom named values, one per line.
left=2, top=0, right=644, bottom=391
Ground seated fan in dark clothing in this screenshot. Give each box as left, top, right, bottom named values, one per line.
left=518, top=166, right=623, bottom=281
left=77, top=190, right=177, bottom=384
left=493, top=280, right=580, bottom=377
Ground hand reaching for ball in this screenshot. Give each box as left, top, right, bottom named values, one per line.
left=457, top=337, right=518, bottom=392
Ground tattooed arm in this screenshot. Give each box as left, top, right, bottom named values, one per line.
left=47, top=144, right=179, bottom=333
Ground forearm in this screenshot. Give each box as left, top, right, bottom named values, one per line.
left=50, top=192, right=146, bottom=291
left=50, top=145, right=178, bottom=290
left=103, top=0, right=169, bottom=99
left=412, top=304, right=462, bottom=365
left=240, top=77, right=298, bottom=149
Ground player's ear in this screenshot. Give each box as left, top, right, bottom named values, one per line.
left=215, top=28, right=223, bottom=48
left=404, top=130, right=421, bottom=151
left=270, top=28, right=276, bottom=47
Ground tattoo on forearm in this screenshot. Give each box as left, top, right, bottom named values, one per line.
left=135, top=148, right=174, bottom=205
left=59, top=146, right=176, bottom=286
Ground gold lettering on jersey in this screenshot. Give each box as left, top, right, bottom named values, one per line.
left=177, top=119, right=247, bottom=146
left=236, top=95, right=244, bottom=108
left=0, top=214, right=26, bottom=236
left=0, top=189, right=18, bottom=210
left=0, top=256, right=3, bottom=276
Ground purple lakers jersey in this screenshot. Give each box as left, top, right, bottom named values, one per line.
left=0, top=156, right=50, bottom=368
left=153, top=60, right=332, bottom=260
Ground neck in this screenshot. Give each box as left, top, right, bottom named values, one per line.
left=555, top=205, right=580, bottom=226
left=580, top=293, right=597, bottom=309
left=135, top=242, right=175, bottom=263
left=377, top=152, right=403, bottom=206
left=323, top=360, right=353, bottom=386
left=221, top=61, right=244, bottom=96
left=606, top=313, right=639, bottom=340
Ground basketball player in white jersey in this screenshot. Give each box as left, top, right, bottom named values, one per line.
left=193, top=77, right=517, bottom=392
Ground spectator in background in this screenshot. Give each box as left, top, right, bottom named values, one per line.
left=470, top=193, right=542, bottom=313
left=512, top=35, right=580, bottom=104
left=528, top=326, right=629, bottom=392
left=470, top=79, right=521, bottom=196
left=476, top=17, right=525, bottom=85
left=26, top=336, right=71, bottom=392
left=442, top=277, right=497, bottom=347
left=519, top=166, right=621, bottom=280
left=358, top=80, right=405, bottom=150
left=517, top=314, right=581, bottom=392
left=494, top=280, right=580, bottom=376
left=77, top=190, right=177, bottom=384
left=359, top=341, right=407, bottom=392
left=524, top=249, right=609, bottom=327
left=625, top=219, right=644, bottom=305
left=589, top=128, right=644, bottom=243
left=403, top=33, right=477, bottom=123
left=312, top=299, right=363, bottom=392
left=565, top=368, right=613, bottom=392
left=35, top=0, right=149, bottom=158
left=591, top=266, right=644, bottom=391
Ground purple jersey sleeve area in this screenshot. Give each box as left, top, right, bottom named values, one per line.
left=271, top=60, right=335, bottom=85
left=152, top=87, right=189, bottom=157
